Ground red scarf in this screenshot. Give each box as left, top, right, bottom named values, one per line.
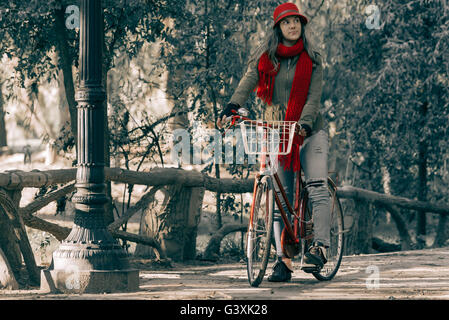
left=256, top=38, right=313, bottom=172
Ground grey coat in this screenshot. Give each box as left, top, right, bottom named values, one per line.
left=229, top=51, right=324, bottom=134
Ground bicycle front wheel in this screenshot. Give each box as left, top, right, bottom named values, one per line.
left=246, top=176, right=274, bottom=287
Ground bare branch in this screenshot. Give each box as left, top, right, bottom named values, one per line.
left=202, top=223, right=247, bottom=261
left=19, top=183, right=75, bottom=216
left=108, top=186, right=161, bottom=231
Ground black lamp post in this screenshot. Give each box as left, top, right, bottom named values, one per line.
left=41, top=0, right=138, bottom=293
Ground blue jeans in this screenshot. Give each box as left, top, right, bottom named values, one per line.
left=273, top=129, right=331, bottom=257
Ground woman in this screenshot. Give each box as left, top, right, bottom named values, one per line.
left=218, top=2, right=331, bottom=282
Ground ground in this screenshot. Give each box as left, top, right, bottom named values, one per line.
left=1, top=246, right=449, bottom=299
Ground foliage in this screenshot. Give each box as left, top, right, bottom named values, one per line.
left=320, top=0, right=449, bottom=247
left=0, top=0, right=174, bottom=82
left=161, top=0, right=281, bottom=124
left=323, top=0, right=449, bottom=196
left=0, top=0, right=182, bottom=152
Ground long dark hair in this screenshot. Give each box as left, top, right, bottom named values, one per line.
left=249, top=21, right=320, bottom=70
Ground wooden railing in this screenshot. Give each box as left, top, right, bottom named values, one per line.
left=0, top=167, right=253, bottom=286
left=1, top=167, right=448, bottom=287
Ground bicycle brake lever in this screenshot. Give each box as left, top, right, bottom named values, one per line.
left=224, top=108, right=248, bottom=123
left=237, top=108, right=249, bottom=117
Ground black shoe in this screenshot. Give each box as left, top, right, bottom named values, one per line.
left=303, top=241, right=328, bottom=269
left=267, top=259, right=292, bottom=282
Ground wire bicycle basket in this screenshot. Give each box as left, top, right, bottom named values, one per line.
left=239, top=120, right=297, bottom=174
left=240, top=120, right=297, bottom=155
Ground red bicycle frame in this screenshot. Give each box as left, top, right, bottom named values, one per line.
left=224, top=115, right=308, bottom=247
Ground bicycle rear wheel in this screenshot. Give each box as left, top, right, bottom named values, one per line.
left=246, top=176, right=274, bottom=287
left=311, top=178, right=344, bottom=281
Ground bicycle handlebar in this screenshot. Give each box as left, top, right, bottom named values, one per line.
left=221, top=108, right=251, bottom=136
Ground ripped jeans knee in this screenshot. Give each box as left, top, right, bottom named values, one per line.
left=305, top=179, right=328, bottom=203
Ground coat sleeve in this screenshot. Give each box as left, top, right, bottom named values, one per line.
left=229, top=58, right=259, bottom=108
left=298, top=52, right=323, bottom=129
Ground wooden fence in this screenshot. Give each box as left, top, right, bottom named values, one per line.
left=1, top=167, right=448, bottom=287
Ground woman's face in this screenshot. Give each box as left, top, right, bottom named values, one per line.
left=279, top=16, right=302, bottom=44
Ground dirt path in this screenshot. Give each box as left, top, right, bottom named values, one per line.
left=1, top=247, right=449, bottom=300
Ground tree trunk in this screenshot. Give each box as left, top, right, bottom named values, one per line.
left=0, top=85, right=7, bottom=148
left=371, top=237, right=401, bottom=253
left=183, top=187, right=205, bottom=260
left=0, top=188, right=40, bottom=285
left=102, top=68, right=114, bottom=226
left=380, top=204, right=412, bottom=250
left=136, top=185, right=205, bottom=261
left=202, top=223, right=247, bottom=261
left=416, top=101, right=429, bottom=248
left=345, top=199, right=373, bottom=254
left=432, top=214, right=448, bottom=247
left=54, top=6, right=78, bottom=142
left=0, top=207, right=23, bottom=281
left=57, top=69, right=72, bottom=136
left=0, top=247, right=18, bottom=290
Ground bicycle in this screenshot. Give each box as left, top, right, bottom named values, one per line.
left=223, top=110, right=345, bottom=287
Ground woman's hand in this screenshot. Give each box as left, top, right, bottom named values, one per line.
left=217, top=115, right=228, bottom=129
left=217, top=103, right=240, bottom=129
left=295, top=123, right=311, bottom=137
left=295, top=126, right=307, bottom=137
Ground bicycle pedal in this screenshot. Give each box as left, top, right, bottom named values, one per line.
left=300, top=265, right=321, bottom=273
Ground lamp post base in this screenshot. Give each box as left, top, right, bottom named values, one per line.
left=40, top=269, right=139, bottom=294
left=40, top=226, right=139, bottom=294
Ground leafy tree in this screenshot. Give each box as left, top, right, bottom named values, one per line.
left=0, top=0, right=173, bottom=147
left=327, top=0, right=449, bottom=248
left=0, top=0, right=181, bottom=223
